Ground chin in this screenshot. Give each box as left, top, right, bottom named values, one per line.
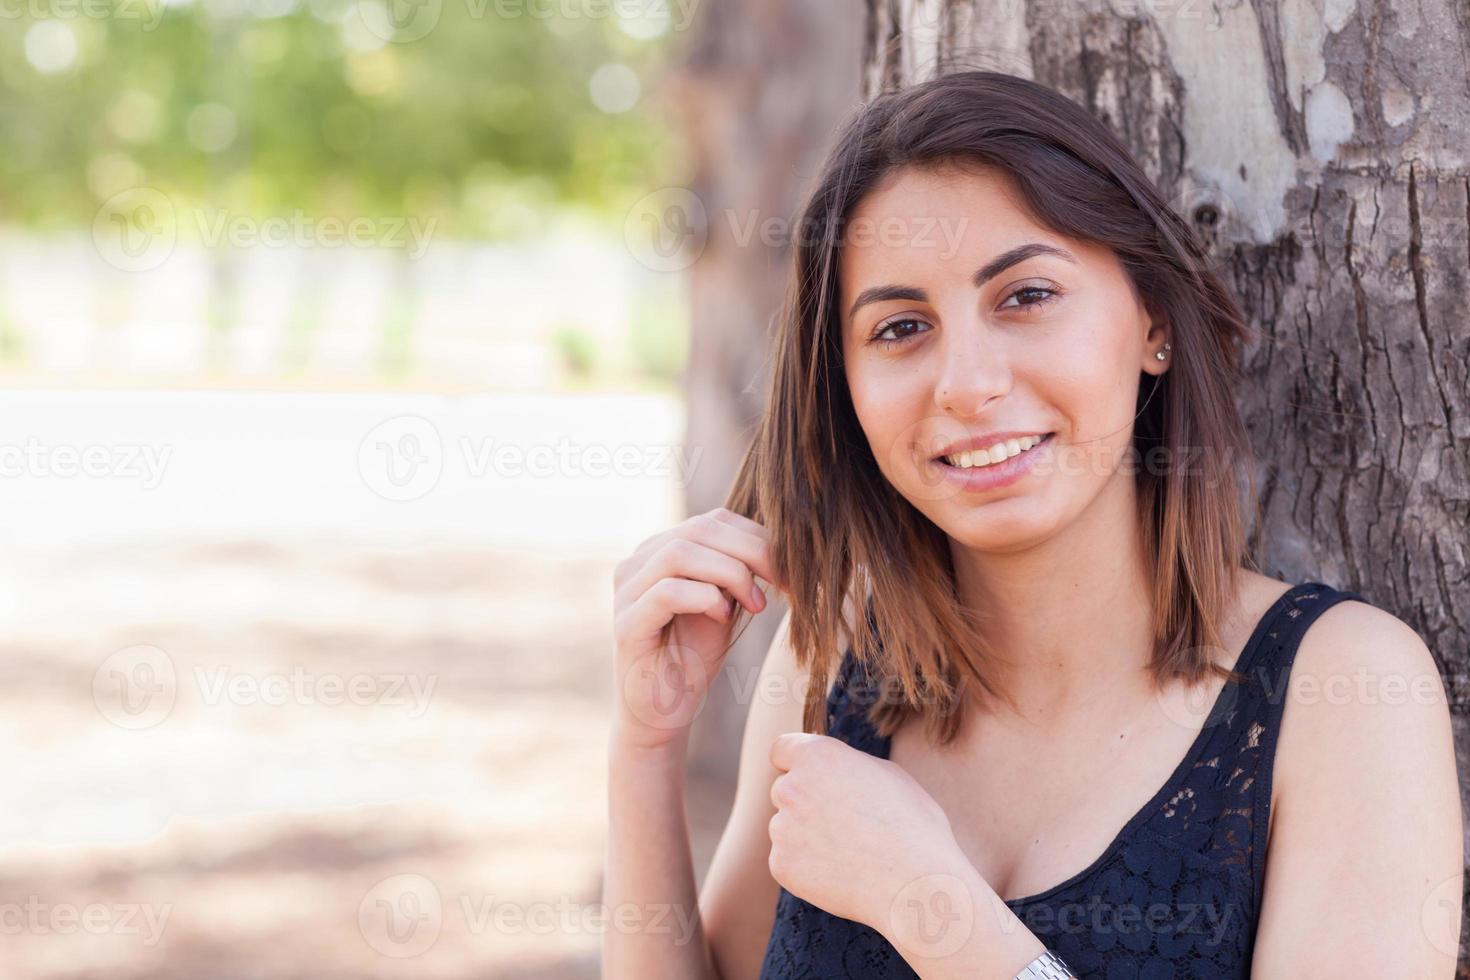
left=941, top=509, right=1055, bottom=553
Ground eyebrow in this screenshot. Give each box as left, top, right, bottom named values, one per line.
left=846, top=242, right=1078, bottom=320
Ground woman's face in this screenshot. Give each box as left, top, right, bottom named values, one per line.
left=838, top=163, right=1169, bottom=552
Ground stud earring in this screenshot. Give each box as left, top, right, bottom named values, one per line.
left=1155, top=342, right=1172, bottom=361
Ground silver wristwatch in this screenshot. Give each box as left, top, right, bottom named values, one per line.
left=1013, top=949, right=1077, bottom=980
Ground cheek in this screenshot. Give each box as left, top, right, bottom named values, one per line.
left=1042, top=318, right=1139, bottom=438
left=847, top=360, right=893, bottom=436
left=847, top=361, right=928, bottom=470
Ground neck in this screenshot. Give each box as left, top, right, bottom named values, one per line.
left=949, top=471, right=1156, bottom=724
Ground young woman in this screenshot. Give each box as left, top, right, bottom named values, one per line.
left=604, top=71, right=1464, bottom=979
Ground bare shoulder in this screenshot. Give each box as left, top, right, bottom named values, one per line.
left=1254, top=593, right=1463, bottom=973
left=1221, top=569, right=1293, bottom=651
left=1277, top=595, right=1452, bottom=788
left=1289, top=594, right=1449, bottom=723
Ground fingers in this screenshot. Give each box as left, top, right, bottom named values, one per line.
left=613, top=577, right=733, bottom=649
left=694, top=509, right=778, bottom=586
left=769, top=731, right=828, bottom=773
left=614, top=509, right=778, bottom=615
left=625, top=509, right=774, bottom=580
left=615, top=535, right=768, bottom=618
left=770, top=771, right=789, bottom=811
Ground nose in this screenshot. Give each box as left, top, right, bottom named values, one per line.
left=932, top=316, right=1013, bottom=417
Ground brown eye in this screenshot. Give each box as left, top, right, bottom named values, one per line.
left=868, top=317, right=931, bottom=348
left=999, top=284, right=1060, bottom=311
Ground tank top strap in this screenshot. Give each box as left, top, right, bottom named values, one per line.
left=1243, top=580, right=1368, bottom=672
left=1192, top=580, right=1370, bottom=757
left=1203, top=580, right=1368, bottom=761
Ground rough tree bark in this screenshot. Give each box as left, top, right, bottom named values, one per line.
left=867, top=0, right=1469, bottom=968
left=666, top=0, right=862, bottom=879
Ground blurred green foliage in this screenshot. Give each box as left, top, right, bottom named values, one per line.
left=627, top=277, right=684, bottom=383
left=551, top=320, right=597, bottom=377
left=0, top=0, right=680, bottom=234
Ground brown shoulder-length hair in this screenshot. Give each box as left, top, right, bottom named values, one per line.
left=723, top=69, right=1262, bottom=747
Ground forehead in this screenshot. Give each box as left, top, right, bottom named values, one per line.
left=836, top=164, right=1111, bottom=307
left=839, top=165, right=1050, bottom=278
left=858, top=162, right=1033, bottom=228
left=850, top=162, right=1025, bottom=224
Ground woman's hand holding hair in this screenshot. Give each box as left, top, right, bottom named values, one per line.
left=602, top=506, right=780, bottom=980
left=610, top=506, right=778, bottom=752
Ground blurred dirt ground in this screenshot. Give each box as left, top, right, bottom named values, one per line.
left=1, top=541, right=611, bottom=978
left=0, top=390, right=706, bottom=979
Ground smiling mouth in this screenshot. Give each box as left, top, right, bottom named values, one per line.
left=935, top=433, right=1054, bottom=470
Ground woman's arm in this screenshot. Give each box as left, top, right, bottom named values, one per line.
left=602, top=607, right=808, bottom=980
left=602, top=507, right=781, bottom=979
left=1251, top=600, right=1464, bottom=976
left=604, top=730, right=718, bottom=978
left=696, top=608, right=813, bottom=979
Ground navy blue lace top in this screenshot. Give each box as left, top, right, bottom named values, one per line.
left=759, top=581, right=1368, bottom=979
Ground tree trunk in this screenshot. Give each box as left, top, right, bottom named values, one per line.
left=868, top=0, right=1469, bottom=968
left=667, top=0, right=862, bottom=880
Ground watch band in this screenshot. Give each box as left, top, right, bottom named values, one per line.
left=1013, top=949, right=1076, bottom=980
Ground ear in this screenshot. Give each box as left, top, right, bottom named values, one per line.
left=1141, top=296, right=1170, bottom=376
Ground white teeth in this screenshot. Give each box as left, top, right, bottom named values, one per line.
left=943, top=434, right=1044, bottom=469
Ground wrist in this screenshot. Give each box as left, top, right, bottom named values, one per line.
left=882, top=854, right=1050, bottom=980
left=875, top=847, right=987, bottom=958
left=608, top=721, right=690, bottom=766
